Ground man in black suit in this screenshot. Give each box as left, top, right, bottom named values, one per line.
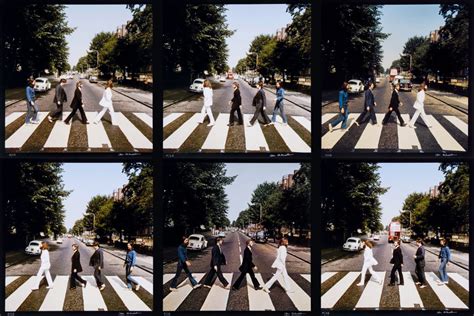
left=49, top=78, right=68, bottom=122
left=389, top=240, right=404, bottom=286
left=203, top=237, right=229, bottom=289
left=70, top=243, right=87, bottom=289
left=89, top=241, right=105, bottom=291
left=248, top=81, right=271, bottom=126
left=414, top=238, right=426, bottom=288
left=232, top=239, right=262, bottom=290
left=228, top=82, right=243, bottom=126
left=355, top=82, right=378, bottom=126
left=382, top=83, right=406, bottom=126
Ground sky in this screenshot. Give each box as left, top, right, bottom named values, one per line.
left=224, top=163, right=301, bottom=222
left=62, top=163, right=128, bottom=230
left=225, top=4, right=293, bottom=69
left=379, top=5, right=445, bottom=70
left=378, top=163, right=445, bottom=226
left=64, top=5, right=133, bottom=67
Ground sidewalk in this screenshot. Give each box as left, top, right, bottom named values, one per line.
left=113, top=84, right=153, bottom=107
left=405, top=242, right=469, bottom=269
left=262, top=84, right=311, bottom=109
left=426, top=88, right=468, bottom=110
left=267, top=240, right=311, bottom=263
left=163, top=88, right=199, bottom=107
left=321, top=247, right=347, bottom=265
left=101, top=244, right=153, bottom=273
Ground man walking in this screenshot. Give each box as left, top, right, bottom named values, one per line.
left=248, top=81, right=271, bottom=127
left=355, top=82, right=377, bottom=126
left=232, top=239, right=262, bottom=290
left=124, top=243, right=140, bottom=291
left=414, top=238, right=426, bottom=288
left=382, top=83, right=406, bottom=126
left=389, top=240, right=404, bottom=286
left=89, top=241, right=105, bottom=291
left=203, top=237, right=229, bottom=289
left=169, top=236, right=202, bottom=291
left=49, top=78, right=68, bottom=122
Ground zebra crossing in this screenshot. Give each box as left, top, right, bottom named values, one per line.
left=321, top=271, right=469, bottom=310
left=5, top=275, right=153, bottom=312
left=5, top=111, right=153, bottom=152
left=163, top=112, right=311, bottom=153
left=163, top=272, right=311, bottom=311
left=321, top=112, right=468, bottom=153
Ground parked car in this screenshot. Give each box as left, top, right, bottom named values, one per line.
left=187, top=234, right=208, bottom=250
left=342, top=237, right=363, bottom=252
left=372, top=234, right=380, bottom=241
left=375, top=77, right=381, bottom=83
left=56, top=237, right=63, bottom=244
left=85, top=239, right=94, bottom=246
left=89, top=76, right=98, bottom=83
left=189, top=78, right=205, bottom=93
left=399, top=79, right=412, bottom=92
left=25, top=240, right=42, bottom=255
left=218, top=231, right=226, bottom=238
left=255, top=231, right=268, bottom=243
left=79, top=73, right=87, bottom=79
left=347, top=79, right=364, bottom=93
left=34, top=77, right=51, bottom=92
left=401, top=235, right=411, bottom=243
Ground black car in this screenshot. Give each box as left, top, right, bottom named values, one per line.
left=399, top=79, right=412, bottom=92
left=255, top=231, right=268, bottom=243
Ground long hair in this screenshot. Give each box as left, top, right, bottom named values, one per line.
left=41, top=241, right=49, bottom=250
left=279, top=237, right=288, bottom=248
left=203, top=79, right=212, bottom=88
left=364, top=240, right=373, bottom=249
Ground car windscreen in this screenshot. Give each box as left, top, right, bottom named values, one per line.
left=194, top=80, right=204, bottom=84
left=189, top=236, right=200, bottom=241
left=348, top=81, right=358, bottom=85
left=347, top=238, right=357, bottom=243
left=400, top=79, right=410, bottom=83
left=30, top=242, right=39, bottom=246
left=35, top=79, right=44, bottom=83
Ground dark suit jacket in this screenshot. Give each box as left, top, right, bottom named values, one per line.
left=210, top=245, right=226, bottom=267
left=364, top=89, right=375, bottom=108
left=389, top=90, right=400, bottom=109
left=71, top=250, right=83, bottom=273
left=89, top=248, right=104, bottom=269
left=239, top=246, right=255, bottom=273
left=252, top=89, right=266, bottom=108
left=231, top=89, right=242, bottom=108
left=54, top=85, right=67, bottom=104
left=70, top=88, right=82, bottom=109
left=391, top=247, right=403, bottom=266
left=415, top=246, right=425, bottom=267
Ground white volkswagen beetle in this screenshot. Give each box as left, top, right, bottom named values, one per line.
left=187, top=234, right=208, bottom=250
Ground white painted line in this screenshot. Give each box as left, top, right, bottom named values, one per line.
left=134, top=276, right=153, bottom=295
left=247, top=273, right=275, bottom=311
left=302, top=274, right=311, bottom=283
left=398, top=114, right=422, bottom=150
left=322, top=113, right=337, bottom=125
left=5, top=112, right=48, bottom=149
left=163, top=113, right=200, bottom=150
left=355, top=271, right=385, bottom=309
left=444, top=116, right=468, bottom=136
left=321, top=272, right=337, bottom=284
left=273, top=116, right=311, bottom=153
left=202, top=113, right=230, bottom=150
left=281, top=274, right=311, bottom=311
left=163, top=273, right=205, bottom=311
left=82, top=275, right=107, bottom=311
left=39, top=275, right=69, bottom=311
left=427, top=115, right=465, bottom=151
left=354, top=114, right=385, bottom=149
left=5, top=112, right=24, bottom=126
left=425, top=272, right=467, bottom=309
left=163, top=274, right=174, bottom=285
left=134, top=112, right=153, bottom=128
left=243, top=114, right=269, bottom=151
left=163, top=113, right=184, bottom=127
left=447, top=273, right=469, bottom=292
left=106, top=276, right=151, bottom=311
left=292, top=116, right=311, bottom=132
left=43, top=112, right=72, bottom=148
left=399, top=272, right=424, bottom=309
left=321, top=272, right=359, bottom=309
left=5, top=276, right=36, bottom=311
left=85, top=112, right=112, bottom=149
left=200, top=273, right=232, bottom=311
left=6, top=276, right=19, bottom=287
left=321, top=114, right=358, bottom=149
left=116, top=113, right=152, bottom=150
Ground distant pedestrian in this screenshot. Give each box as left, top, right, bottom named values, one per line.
left=414, top=238, right=427, bottom=288
left=228, top=82, right=243, bottom=126
left=89, top=241, right=105, bottom=291
left=93, top=80, right=117, bottom=126
left=389, top=240, right=404, bottom=286
left=25, top=78, right=39, bottom=124
left=232, top=239, right=262, bottom=290
left=355, top=81, right=378, bottom=126
left=382, top=83, right=406, bottom=126
left=49, top=78, right=68, bottom=122
left=248, top=81, right=271, bottom=127
left=124, top=243, right=140, bottom=291
left=70, top=243, right=87, bottom=290
left=408, top=82, right=432, bottom=129
left=64, top=81, right=88, bottom=125
left=328, top=82, right=349, bottom=132
left=32, top=242, right=53, bottom=290
left=270, top=81, right=288, bottom=125
left=438, top=238, right=451, bottom=285
left=169, top=236, right=202, bottom=291
left=263, top=237, right=293, bottom=293
left=198, top=80, right=215, bottom=127
left=357, top=240, right=382, bottom=286
left=203, top=237, right=229, bottom=289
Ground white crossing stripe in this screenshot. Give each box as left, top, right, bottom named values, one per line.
left=133, top=112, right=153, bottom=128
left=116, top=113, right=152, bottom=150
left=39, top=275, right=69, bottom=311
left=427, top=115, right=464, bottom=151
left=44, top=112, right=72, bottom=148
left=163, top=113, right=201, bottom=150
left=282, top=274, right=311, bottom=311
left=5, top=276, right=36, bottom=311
left=85, top=112, right=112, bottom=149
left=399, top=272, right=424, bottom=308
left=301, top=274, right=311, bottom=283
left=321, top=272, right=336, bottom=283
left=6, top=276, right=19, bottom=287
left=398, top=114, right=422, bottom=150
left=163, top=274, right=175, bottom=285
left=247, top=273, right=275, bottom=311
left=82, top=275, right=108, bottom=311
left=134, top=276, right=153, bottom=295
left=200, top=273, right=232, bottom=311
left=5, top=112, right=48, bottom=149
left=355, top=271, right=385, bottom=309
left=448, top=273, right=468, bottom=292
left=202, top=113, right=230, bottom=150
left=163, top=273, right=205, bottom=311
left=321, top=272, right=359, bottom=309
left=5, top=112, right=24, bottom=126
left=321, top=114, right=358, bottom=149
left=293, top=116, right=311, bottom=132
left=424, top=272, right=467, bottom=309
left=273, top=116, right=311, bottom=152
left=106, top=276, right=151, bottom=311
left=354, top=114, right=385, bottom=149
left=444, top=116, right=468, bottom=136
left=322, top=113, right=337, bottom=125
left=163, top=113, right=184, bottom=127
left=244, top=114, right=269, bottom=151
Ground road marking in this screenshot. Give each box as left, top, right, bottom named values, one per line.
left=247, top=273, right=275, bottom=311
left=292, top=116, right=311, bottom=132
left=163, top=113, right=184, bottom=127
left=5, top=276, right=36, bottom=311
left=5, top=112, right=48, bottom=149
left=44, top=112, right=72, bottom=148
left=82, top=275, right=108, bottom=311
left=116, top=113, right=152, bottom=150
left=321, top=271, right=359, bottom=309
left=355, top=271, right=385, bottom=309
left=354, top=114, right=385, bottom=149
left=134, top=277, right=153, bottom=295
left=424, top=272, right=467, bottom=309
left=243, top=114, right=269, bottom=151
left=273, top=116, right=311, bottom=152
left=200, top=273, right=232, bottom=311
left=321, top=114, right=358, bottom=149
left=322, top=113, right=336, bottom=124
left=163, top=113, right=201, bottom=150
left=163, top=274, right=175, bottom=285
left=106, top=276, right=151, bottom=311
left=280, top=274, right=311, bottom=311
left=398, top=114, right=422, bottom=150
left=202, top=113, right=230, bottom=150
left=321, top=272, right=336, bottom=283
left=39, top=275, right=69, bottom=311
left=427, top=115, right=464, bottom=151
left=85, top=112, right=112, bottom=149
left=447, top=273, right=469, bottom=291
left=301, top=274, right=311, bottom=283
left=444, top=116, right=468, bottom=136
left=399, top=272, right=424, bottom=309
left=6, top=276, right=19, bottom=287
left=163, top=273, right=205, bottom=311
left=5, top=112, right=24, bottom=126
left=133, top=112, right=153, bottom=128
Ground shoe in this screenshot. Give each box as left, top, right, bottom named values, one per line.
left=193, top=284, right=202, bottom=289
left=401, top=123, right=407, bottom=127
left=84, top=121, right=89, bottom=125
left=48, top=116, right=53, bottom=123
left=231, top=286, right=239, bottom=291
left=99, top=284, right=106, bottom=291
left=262, top=287, right=270, bottom=293
left=356, top=283, right=364, bottom=286
left=31, top=288, right=39, bottom=291
left=420, top=284, right=427, bottom=289
left=224, top=284, right=231, bottom=290
left=93, top=121, right=99, bottom=125
left=227, top=123, right=234, bottom=127
left=444, top=281, right=449, bottom=284
left=256, top=286, right=263, bottom=290
left=46, top=286, right=53, bottom=290
left=399, top=283, right=404, bottom=286
left=207, top=123, right=215, bottom=127
left=415, top=282, right=421, bottom=285
left=328, top=124, right=333, bottom=132
left=203, top=284, right=211, bottom=289
left=64, top=121, right=70, bottom=125
left=437, top=282, right=445, bottom=286
left=170, top=287, right=178, bottom=292
left=268, top=122, right=275, bottom=125
left=80, top=282, right=86, bottom=288
left=409, top=124, right=416, bottom=129
left=31, top=120, right=40, bottom=124
left=127, top=287, right=133, bottom=291
left=135, top=284, right=141, bottom=291
left=354, top=121, right=360, bottom=126
left=247, top=123, right=253, bottom=127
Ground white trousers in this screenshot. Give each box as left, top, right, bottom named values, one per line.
left=409, top=107, right=431, bottom=127
left=265, top=267, right=292, bottom=291
left=360, top=263, right=380, bottom=283
left=94, top=106, right=117, bottom=126
left=199, top=105, right=215, bottom=124
left=33, top=266, right=53, bottom=289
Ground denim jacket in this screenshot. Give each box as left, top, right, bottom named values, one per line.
left=339, top=90, right=348, bottom=111
left=439, top=246, right=451, bottom=261
left=126, top=250, right=137, bottom=266
left=26, top=86, right=35, bottom=103
left=276, top=87, right=285, bottom=103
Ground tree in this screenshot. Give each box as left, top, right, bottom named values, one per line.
left=286, top=4, right=312, bottom=74
left=234, top=58, right=248, bottom=74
